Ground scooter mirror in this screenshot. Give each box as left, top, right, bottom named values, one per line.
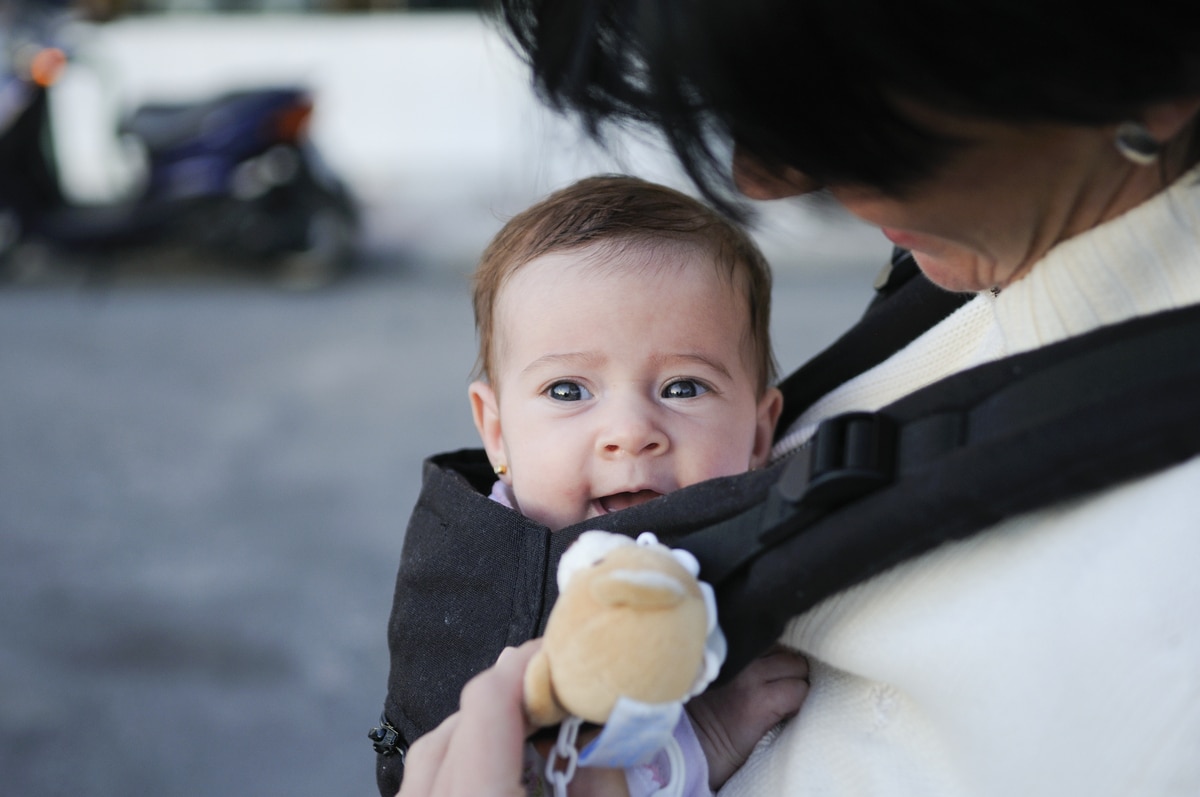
left=29, top=47, right=66, bottom=88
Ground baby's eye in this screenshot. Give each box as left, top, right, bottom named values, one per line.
left=547, top=381, right=593, bottom=401
left=662, top=379, right=708, bottom=399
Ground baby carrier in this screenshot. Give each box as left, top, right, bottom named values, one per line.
left=371, top=250, right=1200, bottom=795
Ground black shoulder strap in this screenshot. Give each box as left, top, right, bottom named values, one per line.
left=678, top=300, right=1200, bottom=676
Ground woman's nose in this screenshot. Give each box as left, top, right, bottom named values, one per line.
left=597, top=405, right=670, bottom=458
left=732, top=146, right=822, bottom=200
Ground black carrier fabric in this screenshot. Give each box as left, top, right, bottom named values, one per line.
left=375, top=256, right=1200, bottom=796
left=375, top=450, right=784, bottom=792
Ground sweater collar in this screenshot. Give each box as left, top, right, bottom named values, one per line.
left=993, top=164, right=1200, bottom=355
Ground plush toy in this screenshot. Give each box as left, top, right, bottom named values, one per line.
left=524, top=530, right=725, bottom=730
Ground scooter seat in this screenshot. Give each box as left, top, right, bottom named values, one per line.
left=120, top=100, right=220, bottom=152
left=119, top=87, right=308, bottom=153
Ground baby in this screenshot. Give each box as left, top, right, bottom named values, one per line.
left=466, top=175, right=809, bottom=794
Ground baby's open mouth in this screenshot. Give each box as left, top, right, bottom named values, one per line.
left=598, top=490, right=663, bottom=513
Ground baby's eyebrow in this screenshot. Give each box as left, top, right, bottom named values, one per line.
left=651, top=353, right=733, bottom=380
left=519, top=351, right=733, bottom=379
left=520, top=351, right=606, bottom=376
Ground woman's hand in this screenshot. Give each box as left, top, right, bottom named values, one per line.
left=398, top=640, right=542, bottom=797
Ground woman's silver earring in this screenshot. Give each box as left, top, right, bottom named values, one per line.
left=1115, top=122, right=1161, bottom=165
left=493, top=463, right=508, bottom=476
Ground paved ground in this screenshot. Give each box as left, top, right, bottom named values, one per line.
left=0, top=247, right=879, bottom=796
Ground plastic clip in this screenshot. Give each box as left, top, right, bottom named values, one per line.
left=368, top=714, right=406, bottom=760
left=780, top=412, right=896, bottom=508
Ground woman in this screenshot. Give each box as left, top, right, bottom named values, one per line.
left=388, top=1, right=1200, bottom=794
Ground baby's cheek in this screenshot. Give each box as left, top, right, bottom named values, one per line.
left=510, top=435, right=595, bottom=529
left=514, top=479, right=590, bottom=532
left=690, top=440, right=756, bottom=482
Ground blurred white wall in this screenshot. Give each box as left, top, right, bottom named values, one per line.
left=49, top=12, right=889, bottom=272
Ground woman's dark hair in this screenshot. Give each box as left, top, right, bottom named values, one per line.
left=492, top=0, right=1200, bottom=213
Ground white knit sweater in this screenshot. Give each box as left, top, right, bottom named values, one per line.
left=726, top=167, right=1200, bottom=797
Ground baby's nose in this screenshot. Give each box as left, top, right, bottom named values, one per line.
left=597, top=405, right=669, bottom=457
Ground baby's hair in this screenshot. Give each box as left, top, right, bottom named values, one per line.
left=472, top=174, right=777, bottom=395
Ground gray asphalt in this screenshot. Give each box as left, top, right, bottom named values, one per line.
left=0, top=251, right=877, bottom=796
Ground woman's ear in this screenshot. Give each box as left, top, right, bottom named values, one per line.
left=468, top=381, right=508, bottom=480
left=732, top=145, right=821, bottom=200
left=751, top=387, right=784, bottom=468
left=1141, top=94, right=1200, bottom=143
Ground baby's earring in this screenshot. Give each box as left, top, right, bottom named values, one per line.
left=493, top=463, right=508, bottom=476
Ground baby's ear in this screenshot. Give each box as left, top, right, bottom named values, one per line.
left=751, top=387, right=784, bottom=468
left=468, top=381, right=507, bottom=479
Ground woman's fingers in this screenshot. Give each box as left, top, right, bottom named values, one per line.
left=398, top=640, right=542, bottom=797
left=455, top=642, right=541, bottom=786
left=397, top=713, right=460, bottom=796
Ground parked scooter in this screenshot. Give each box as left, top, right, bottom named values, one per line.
left=0, top=4, right=359, bottom=288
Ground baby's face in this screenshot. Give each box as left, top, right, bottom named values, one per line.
left=470, top=243, right=781, bottom=531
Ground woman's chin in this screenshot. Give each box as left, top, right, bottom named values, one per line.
left=909, top=250, right=995, bottom=293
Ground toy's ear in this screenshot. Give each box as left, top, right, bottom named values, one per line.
left=591, top=570, right=687, bottom=609
left=469, top=381, right=508, bottom=482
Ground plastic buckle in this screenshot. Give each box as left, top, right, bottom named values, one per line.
left=782, top=412, right=896, bottom=508
left=368, top=714, right=406, bottom=760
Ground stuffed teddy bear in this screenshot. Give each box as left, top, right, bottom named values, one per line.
left=523, top=530, right=723, bottom=728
